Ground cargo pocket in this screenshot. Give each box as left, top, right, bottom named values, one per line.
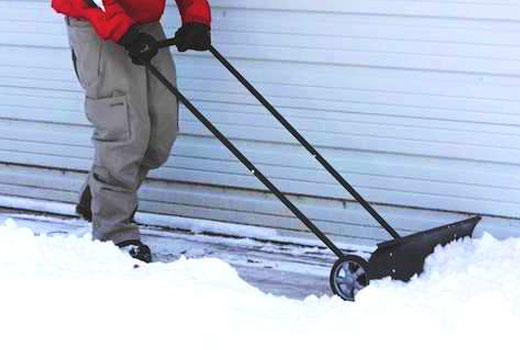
left=85, top=95, right=130, bottom=142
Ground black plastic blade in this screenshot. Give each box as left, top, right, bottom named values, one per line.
left=367, top=216, right=481, bottom=281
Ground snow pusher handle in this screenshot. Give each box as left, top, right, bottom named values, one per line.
left=207, top=45, right=403, bottom=240
left=152, top=39, right=484, bottom=302
left=155, top=37, right=402, bottom=240
left=157, top=38, right=178, bottom=49
left=144, top=60, right=345, bottom=258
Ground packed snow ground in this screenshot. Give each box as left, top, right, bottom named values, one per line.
left=0, top=218, right=518, bottom=349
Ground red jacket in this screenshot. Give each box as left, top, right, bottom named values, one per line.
left=52, top=0, right=211, bottom=42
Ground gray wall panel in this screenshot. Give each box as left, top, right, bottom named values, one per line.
left=1, top=1, right=519, bottom=245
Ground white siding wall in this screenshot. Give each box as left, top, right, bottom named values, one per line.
left=1, top=0, right=519, bottom=244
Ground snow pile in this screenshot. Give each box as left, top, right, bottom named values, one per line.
left=0, top=218, right=518, bottom=349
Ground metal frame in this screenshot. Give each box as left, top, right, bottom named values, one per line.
left=145, top=61, right=345, bottom=258
left=208, top=45, right=401, bottom=240
left=147, top=41, right=483, bottom=269
left=149, top=40, right=408, bottom=252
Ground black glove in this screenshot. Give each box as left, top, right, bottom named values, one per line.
left=118, top=26, right=159, bottom=65
left=174, top=23, right=211, bottom=52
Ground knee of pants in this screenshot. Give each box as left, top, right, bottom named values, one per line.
left=91, top=163, right=142, bottom=193
left=142, top=133, right=177, bottom=169
left=91, top=132, right=151, bottom=191
left=143, top=120, right=178, bottom=169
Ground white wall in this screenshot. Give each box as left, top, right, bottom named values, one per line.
left=0, top=0, right=519, bottom=245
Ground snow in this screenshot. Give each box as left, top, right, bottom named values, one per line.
left=0, top=195, right=76, bottom=217
left=137, top=211, right=280, bottom=240
left=0, top=194, right=370, bottom=251
left=0, top=218, right=518, bottom=349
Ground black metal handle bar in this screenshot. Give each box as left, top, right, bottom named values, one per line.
left=155, top=38, right=401, bottom=240
left=207, top=45, right=401, bottom=240
left=157, top=38, right=178, bottom=49
left=145, top=61, right=345, bottom=258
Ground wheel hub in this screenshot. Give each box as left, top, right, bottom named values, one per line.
left=330, top=255, right=370, bottom=301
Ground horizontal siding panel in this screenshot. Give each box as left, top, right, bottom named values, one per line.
left=7, top=1, right=520, bottom=21
left=2, top=126, right=519, bottom=193
left=2, top=137, right=518, bottom=209
left=3, top=51, right=520, bottom=128
left=211, top=0, right=520, bottom=21
left=1, top=164, right=519, bottom=244
left=1, top=104, right=519, bottom=166
left=0, top=117, right=518, bottom=179
left=0, top=145, right=518, bottom=218
left=5, top=71, right=520, bottom=131
left=3, top=28, right=520, bottom=77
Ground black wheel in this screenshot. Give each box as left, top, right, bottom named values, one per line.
left=330, top=255, right=370, bottom=301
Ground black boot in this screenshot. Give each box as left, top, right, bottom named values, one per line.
left=76, top=185, right=138, bottom=223
left=76, top=185, right=92, bottom=222
left=117, top=240, right=152, bottom=263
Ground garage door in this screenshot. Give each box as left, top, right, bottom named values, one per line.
left=0, top=0, right=519, bottom=245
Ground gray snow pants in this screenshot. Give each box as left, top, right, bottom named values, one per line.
left=66, top=17, right=179, bottom=244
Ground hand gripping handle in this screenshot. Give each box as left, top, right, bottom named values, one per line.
left=157, top=38, right=177, bottom=49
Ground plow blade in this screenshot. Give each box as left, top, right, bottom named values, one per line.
left=367, top=216, right=482, bottom=281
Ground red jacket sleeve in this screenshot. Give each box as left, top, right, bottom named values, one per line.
left=83, top=1, right=135, bottom=41
left=175, top=0, right=211, bottom=27
left=52, top=0, right=134, bottom=42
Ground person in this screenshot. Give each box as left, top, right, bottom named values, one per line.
left=51, top=0, right=211, bottom=262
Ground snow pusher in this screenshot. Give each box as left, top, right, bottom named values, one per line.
left=148, top=39, right=482, bottom=301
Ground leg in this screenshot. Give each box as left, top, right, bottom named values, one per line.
left=142, top=22, right=179, bottom=171
left=74, top=23, right=178, bottom=222
left=67, top=17, right=150, bottom=244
